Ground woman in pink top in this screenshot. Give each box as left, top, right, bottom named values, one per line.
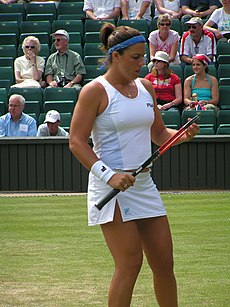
left=148, top=13, right=180, bottom=70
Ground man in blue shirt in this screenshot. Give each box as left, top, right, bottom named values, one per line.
left=0, top=94, right=37, bottom=137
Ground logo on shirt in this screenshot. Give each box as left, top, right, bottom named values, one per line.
left=146, top=102, right=154, bottom=108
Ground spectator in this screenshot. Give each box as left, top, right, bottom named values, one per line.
left=37, top=110, right=69, bottom=137
left=45, top=30, right=86, bottom=91
left=83, top=0, right=121, bottom=20
left=204, top=0, right=230, bottom=41
left=11, top=36, right=45, bottom=89
left=148, top=13, right=180, bottom=71
left=0, top=94, right=37, bottom=137
left=181, top=0, right=219, bottom=19
left=180, top=17, right=216, bottom=65
left=145, top=51, right=182, bottom=111
left=121, top=0, right=152, bottom=24
left=154, top=0, right=182, bottom=19
left=183, top=54, right=219, bottom=111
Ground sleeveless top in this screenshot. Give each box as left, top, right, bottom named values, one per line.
left=191, top=74, right=212, bottom=101
left=91, top=76, right=155, bottom=170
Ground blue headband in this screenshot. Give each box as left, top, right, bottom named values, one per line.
left=107, top=35, right=146, bottom=55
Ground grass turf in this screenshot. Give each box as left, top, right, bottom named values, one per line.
left=0, top=193, right=229, bottom=306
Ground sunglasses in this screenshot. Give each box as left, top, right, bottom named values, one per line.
left=160, top=23, right=171, bottom=26
left=188, top=25, right=197, bottom=29
left=25, top=46, right=35, bottom=49
left=53, top=38, right=61, bottom=42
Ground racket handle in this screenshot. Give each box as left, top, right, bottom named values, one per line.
left=95, top=188, right=120, bottom=210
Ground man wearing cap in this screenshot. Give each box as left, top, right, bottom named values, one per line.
left=44, top=30, right=86, bottom=91
left=37, top=110, right=69, bottom=137
left=180, top=17, right=216, bottom=65
left=181, top=0, right=219, bottom=19
left=0, top=94, right=37, bottom=137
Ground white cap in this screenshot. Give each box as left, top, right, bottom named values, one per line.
left=51, top=29, right=69, bottom=40
left=152, top=51, right=169, bottom=63
left=44, top=110, right=61, bottom=123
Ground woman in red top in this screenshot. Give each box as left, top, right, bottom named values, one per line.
left=145, top=51, right=182, bottom=111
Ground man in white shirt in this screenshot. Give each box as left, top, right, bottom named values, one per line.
left=180, top=17, right=216, bottom=64
left=83, top=0, right=121, bottom=20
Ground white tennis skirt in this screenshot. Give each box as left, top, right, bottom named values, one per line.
left=87, top=171, right=167, bottom=226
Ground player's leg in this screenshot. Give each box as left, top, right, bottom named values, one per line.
left=137, top=216, right=178, bottom=307
left=100, top=203, right=143, bottom=307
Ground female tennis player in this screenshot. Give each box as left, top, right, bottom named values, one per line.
left=69, top=22, right=199, bottom=307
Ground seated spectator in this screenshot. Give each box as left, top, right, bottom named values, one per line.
left=0, top=94, right=37, bottom=137
left=37, top=110, right=69, bottom=136
left=181, top=0, right=219, bottom=19
left=45, top=30, right=86, bottom=91
left=154, top=0, right=182, bottom=19
left=145, top=51, right=182, bottom=111
left=183, top=54, right=219, bottom=111
left=204, top=0, right=230, bottom=41
left=83, top=0, right=121, bottom=20
left=180, top=17, right=216, bottom=65
left=11, top=36, right=45, bottom=89
left=27, top=0, right=60, bottom=8
left=121, top=0, right=152, bottom=24
left=148, top=14, right=180, bottom=71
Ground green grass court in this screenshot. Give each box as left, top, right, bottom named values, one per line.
left=0, top=193, right=229, bottom=306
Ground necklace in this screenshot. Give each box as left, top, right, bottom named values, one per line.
left=113, top=79, right=134, bottom=98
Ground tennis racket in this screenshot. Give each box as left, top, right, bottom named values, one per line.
left=95, top=115, right=199, bottom=210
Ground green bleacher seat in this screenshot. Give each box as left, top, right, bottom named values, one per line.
left=43, top=101, right=75, bottom=114
left=216, top=110, right=230, bottom=134
left=181, top=109, right=216, bottom=135
left=20, top=21, right=52, bottom=36
left=117, top=19, right=149, bottom=38
left=0, top=101, right=6, bottom=115
left=43, top=87, right=78, bottom=102
left=84, top=32, right=100, bottom=44
left=84, top=19, right=115, bottom=33
left=59, top=112, right=72, bottom=132
left=57, top=2, right=84, bottom=18
left=160, top=110, right=181, bottom=129
left=26, top=13, right=56, bottom=23
left=52, top=20, right=84, bottom=36
left=83, top=64, right=105, bottom=85
left=0, top=57, right=14, bottom=68
left=0, top=13, right=23, bottom=25
left=0, top=33, right=17, bottom=46
left=0, top=21, right=20, bottom=39
left=23, top=101, right=41, bottom=118
left=219, top=86, right=230, bottom=110
left=0, top=3, right=26, bottom=20
left=217, top=64, right=230, bottom=79
left=26, top=2, right=57, bottom=19
left=0, top=88, right=8, bottom=107
left=84, top=55, right=104, bottom=65
left=0, top=45, right=17, bottom=59
left=0, top=66, right=14, bottom=85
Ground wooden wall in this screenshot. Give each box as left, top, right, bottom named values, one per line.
left=0, top=136, right=229, bottom=192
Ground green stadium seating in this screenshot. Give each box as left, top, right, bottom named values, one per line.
left=160, top=110, right=181, bottom=129
left=0, top=66, right=15, bottom=85
left=26, top=2, right=57, bottom=19
left=0, top=3, right=26, bottom=19
left=0, top=21, right=20, bottom=39
left=181, top=109, right=216, bottom=135
left=218, top=86, right=230, bottom=110
left=0, top=33, right=17, bottom=46
left=216, top=110, right=230, bottom=134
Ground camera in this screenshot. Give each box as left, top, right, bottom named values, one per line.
left=56, top=76, right=67, bottom=87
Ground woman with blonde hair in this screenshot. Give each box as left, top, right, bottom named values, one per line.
left=145, top=50, right=182, bottom=110
left=184, top=54, right=219, bottom=111
left=148, top=13, right=180, bottom=71
left=11, top=36, right=45, bottom=88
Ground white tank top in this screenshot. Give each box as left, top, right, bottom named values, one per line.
left=91, top=76, right=155, bottom=170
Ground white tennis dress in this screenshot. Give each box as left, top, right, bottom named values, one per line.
left=88, top=76, right=166, bottom=226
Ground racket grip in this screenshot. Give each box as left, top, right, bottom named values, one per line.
left=95, top=188, right=120, bottom=210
